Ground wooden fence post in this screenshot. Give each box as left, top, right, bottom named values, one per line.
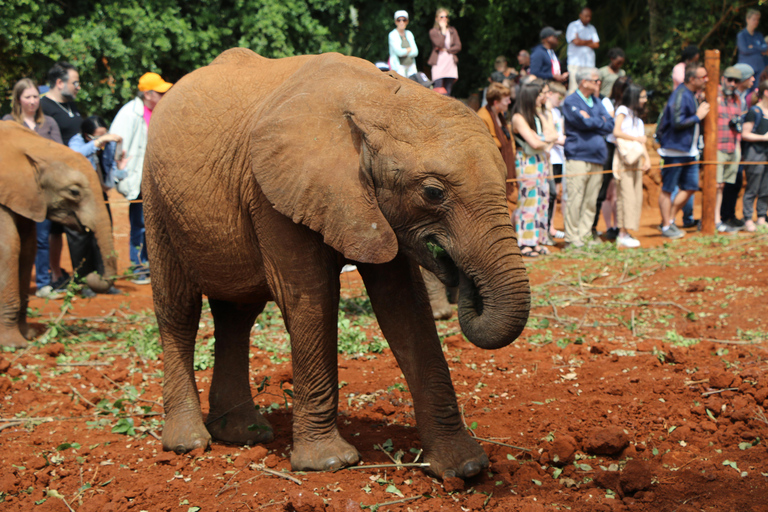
left=701, top=49, right=720, bottom=235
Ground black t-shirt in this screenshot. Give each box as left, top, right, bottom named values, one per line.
left=745, top=106, right=768, bottom=153
left=41, top=96, right=82, bottom=145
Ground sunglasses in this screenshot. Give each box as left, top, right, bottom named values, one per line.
left=396, top=18, right=407, bottom=22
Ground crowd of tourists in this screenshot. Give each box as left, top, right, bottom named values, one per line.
left=5, top=6, right=767, bottom=303
left=387, top=7, right=768, bottom=256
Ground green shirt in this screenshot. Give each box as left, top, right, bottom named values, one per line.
left=577, top=89, right=594, bottom=108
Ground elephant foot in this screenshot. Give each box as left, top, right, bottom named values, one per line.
left=291, top=430, right=360, bottom=471
left=206, top=402, right=274, bottom=446
left=19, top=322, right=45, bottom=341
left=423, top=431, right=489, bottom=480
left=162, top=411, right=212, bottom=454
left=421, top=267, right=454, bottom=320
left=0, top=329, right=28, bottom=349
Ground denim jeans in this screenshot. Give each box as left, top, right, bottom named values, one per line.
left=35, top=219, right=52, bottom=288
left=129, top=199, right=148, bottom=269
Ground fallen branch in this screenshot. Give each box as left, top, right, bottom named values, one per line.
left=701, top=388, right=739, bottom=397
left=472, top=436, right=532, bottom=452
left=254, top=465, right=302, bottom=485
left=338, top=462, right=431, bottom=472
left=363, top=495, right=424, bottom=509
left=0, top=421, right=23, bottom=432
left=58, top=362, right=111, bottom=367
left=68, top=385, right=97, bottom=408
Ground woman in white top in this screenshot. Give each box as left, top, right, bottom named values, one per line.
left=612, top=83, right=651, bottom=248
left=388, top=10, right=418, bottom=78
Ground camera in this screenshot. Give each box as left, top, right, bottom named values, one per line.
left=729, top=116, right=743, bottom=133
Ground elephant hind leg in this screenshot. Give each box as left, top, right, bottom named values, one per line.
left=150, top=234, right=208, bottom=454
left=420, top=267, right=453, bottom=320
left=0, top=208, right=29, bottom=349
left=205, top=299, right=274, bottom=446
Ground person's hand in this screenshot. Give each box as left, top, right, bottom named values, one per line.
left=636, top=135, right=647, bottom=145
left=116, top=152, right=130, bottom=171
left=580, top=110, right=590, bottom=119
left=696, top=101, right=710, bottom=120
left=641, top=157, right=652, bottom=172
left=97, top=133, right=122, bottom=145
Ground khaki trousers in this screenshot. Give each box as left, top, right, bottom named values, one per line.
left=567, top=65, right=580, bottom=94
left=615, top=163, right=644, bottom=232
left=565, top=160, right=603, bottom=245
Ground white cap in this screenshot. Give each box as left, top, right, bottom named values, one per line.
left=394, top=10, right=409, bottom=20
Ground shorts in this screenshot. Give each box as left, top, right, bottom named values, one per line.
left=716, top=149, right=740, bottom=185
left=50, top=221, right=64, bottom=235
left=661, top=156, right=699, bottom=193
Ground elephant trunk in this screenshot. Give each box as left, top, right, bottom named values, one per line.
left=83, top=193, right=117, bottom=293
left=454, top=216, right=530, bottom=350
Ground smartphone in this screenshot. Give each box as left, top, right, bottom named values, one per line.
left=114, top=141, right=123, bottom=159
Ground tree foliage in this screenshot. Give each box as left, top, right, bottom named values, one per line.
left=0, top=0, right=764, bottom=119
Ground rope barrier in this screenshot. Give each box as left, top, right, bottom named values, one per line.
left=100, top=159, right=768, bottom=204
left=504, top=159, right=768, bottom=184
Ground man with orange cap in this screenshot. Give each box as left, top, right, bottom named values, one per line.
left=111, top=72, right=173, bottom=283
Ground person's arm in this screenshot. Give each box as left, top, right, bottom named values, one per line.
left=742, top=110, right=768, bottom=141
left=613, top=111, right=645, bottom=143
left=406, top=31, right=418, bottom=57
left=68, top=133, right=96, bottom=157
left=738, top=30, right=767, bottom=56
left=670, top=89, right=708, bottom=130
left=512, top=113, right=553, bottom=152
left=389, top=30, right=411, bottom=57
left=529, top=49, right=554, bottom=80
left=429, top=28, right=445, bottom=50
left=565, top=22, right=578, bottom=44
left=562, top=99, right=607, bottom=130
left=448, top=28, right=462, bottom=54
left=47, top=117, right=62, bottom=145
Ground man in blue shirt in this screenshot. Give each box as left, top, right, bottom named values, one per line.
left=562, top=67, right=614, bottom=247
left=530, top=27, right=568, bottom=83
left=656, top=64, right=711, bottom=239
left=737, top=9, right=768, bottom=90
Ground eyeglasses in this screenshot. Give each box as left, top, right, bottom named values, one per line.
left=396, top=18, right=407, bottom=22
left=439, top=15, right=449, bottom=19
left=725, top=77, right=739, bottom=83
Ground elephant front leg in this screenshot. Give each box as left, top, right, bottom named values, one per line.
left=0, top=208, right=29, bottom=349
left=359, top=256, right=488, bottom=480
left=205, top=299, right=274, bottom=445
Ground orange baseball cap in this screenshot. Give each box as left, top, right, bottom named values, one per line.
left=138, top=72, right=173, bottom=93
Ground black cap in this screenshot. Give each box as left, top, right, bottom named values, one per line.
left=540, top=27, right=562, bottom=39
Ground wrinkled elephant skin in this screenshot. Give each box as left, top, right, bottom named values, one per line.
left=144, top=49, right=531, bottom=480
left=0, top=122, right=117, bottom=348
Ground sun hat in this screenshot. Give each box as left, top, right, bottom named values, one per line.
left=394, top=10, right=409, bottom=21
left=138, top=72, right=173, bottom=93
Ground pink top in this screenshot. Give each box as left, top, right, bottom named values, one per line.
left=143, top=105, right=152, bottom=126
left=432, top=31, right=458, bottom=80
left=672, top=62, right=685, bottom=90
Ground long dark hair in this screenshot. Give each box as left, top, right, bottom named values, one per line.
left=608, top=75, right=630, bottom=105
left=81, top=115, right=108, bottom=138
left=618, top=83, right=646, bottom=123
left=513, top=79, right=545, bottom=131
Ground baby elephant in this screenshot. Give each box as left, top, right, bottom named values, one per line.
left=0, top=122, right=116, bottom=348
left=144, top=49, right=530, bottom=480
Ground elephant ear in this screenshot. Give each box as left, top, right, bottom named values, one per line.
left=0, top=122, right=47, bottom=222
left=248, top=56, right=400, bottom=264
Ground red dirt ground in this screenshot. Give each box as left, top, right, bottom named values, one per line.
left=1, top=191, right=767, bottom=512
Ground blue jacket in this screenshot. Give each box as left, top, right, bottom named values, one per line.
left=530, top=44, right=557, bottom=81
left=737, top=28, right=768, bottom=78
left=657, top=84, right=700, bottom=153
left=562, top=92, right=614, bottom=164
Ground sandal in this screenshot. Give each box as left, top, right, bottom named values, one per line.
left=536, top=246, right=551, bottom=256
left=521, top=246, right=539, bottom=258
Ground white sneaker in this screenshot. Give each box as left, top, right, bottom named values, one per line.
left=617, top=235, right=640, bottom=248
left=35, top=285, right=63, bottom=299
left=340, top=264, right=357, bottom=274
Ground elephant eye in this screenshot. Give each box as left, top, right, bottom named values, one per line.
left=423, top=186, right=445, bottom=203
left=69, top=188, right=81, bottom=199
